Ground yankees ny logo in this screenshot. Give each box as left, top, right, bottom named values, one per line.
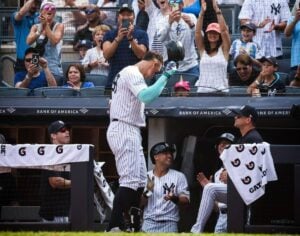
left=163, top=183, right=175, bottom=194
left=270, top=3, right=281, bottom=15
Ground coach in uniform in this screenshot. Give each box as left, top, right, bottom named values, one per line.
left=106, top=51, right=177, bottom=232
left=141, top=142, right=190, bottom=232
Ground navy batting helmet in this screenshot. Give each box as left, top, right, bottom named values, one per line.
left=150, top=142, right=176, bottom=164
left=165, top=40, right=185, bottom=62
left=216, top=133, right=235, bottom=145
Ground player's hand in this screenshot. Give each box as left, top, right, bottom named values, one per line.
left=146, top=174, right=154, bottom=192
left=164, top=191, right=179, bottom=204
left=219, top=169, right=228, bottom=184
left=163, top=61, right=177, bottom=78
left=197, top=172, right=210, bottom=187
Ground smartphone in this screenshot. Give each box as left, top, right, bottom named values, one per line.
left=31, top=53, right=39, bottom=66
left=121, top=19, right=130, bottom=29
left=172, top=2, right=179, bottom=11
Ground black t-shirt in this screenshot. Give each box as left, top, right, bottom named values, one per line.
left=229, top=68, right=260, bottom=86
left=39, top=168, right=71, bottom=220
left=237, top=128, right=263, bottom=144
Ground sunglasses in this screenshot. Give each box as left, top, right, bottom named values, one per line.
left=85, top=9, right=96, bottom=15
left=58, top=127, right=69, bottom=133
left=25, top=58, right=32, bottom=62
left=236, top=66, right=248, bottom=72
left=42, top=4, right=56, bottom=11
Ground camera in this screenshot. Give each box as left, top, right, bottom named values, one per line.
left=121, top=19, right=130, bottom=29
left=31, top=53, right=39, bottom=66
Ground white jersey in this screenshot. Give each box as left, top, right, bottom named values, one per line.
left=143, top=169, right=190, bottom=222
left=110, top=66, right=147, bottom=127
left=146, top=1, right=168, bottom=61
left=157, top=13, right=199, bottom=71
left=238, top=0, right=291, bottom=57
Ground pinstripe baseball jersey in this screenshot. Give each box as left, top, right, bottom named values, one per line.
left=238, top=0, right=291, bottom=57
left=143, top=169, right=190, bottom=222
left=110, top=65, right=148, bottom=127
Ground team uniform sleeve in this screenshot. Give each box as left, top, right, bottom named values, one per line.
left=238, top=0, right=253, bottom=20
left=137, top=73, right=170, bottom=104
left=177, top=172, right=190, bottom=200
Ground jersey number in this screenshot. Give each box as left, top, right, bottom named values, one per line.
left=112, top=73, right=120, bottom=93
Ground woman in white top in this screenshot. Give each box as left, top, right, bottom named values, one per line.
left=194, top=0, right=230, bottom=93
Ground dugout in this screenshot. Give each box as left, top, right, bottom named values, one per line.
left=0, top=95, right=300, bottom=233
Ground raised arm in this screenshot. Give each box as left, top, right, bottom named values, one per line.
left=195, top=0, right=206, bottom=54
left=213, top=0, right=230, bottom=59
left=14, top=0, right=35, bottom=21
left=285, top=9, right=300, bottom=37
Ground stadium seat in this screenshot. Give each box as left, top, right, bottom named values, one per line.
left=277, top=58, right=291, bottom=74
left=227, top=86, right=249, bottom=96
left=33, top=87, right=79, bottom=97
left=0, top=87, right=30, bottom=97
left=79, top=86, right=106, bottom=97
left=85, top=74, right=108, bottom=87
left=277, top=72, right=290, bottom=85
left=285, top=86, right=300, bottom=96
left=0, top=55, right=16, bottom=87
left=61, top=61, right=80, bottom=77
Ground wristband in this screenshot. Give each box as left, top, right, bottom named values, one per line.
left=143, top=190, right=153, bottom=198
left=163, top=71, right=172, bottom=79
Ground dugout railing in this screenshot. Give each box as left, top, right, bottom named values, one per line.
left=228, top=145, right=300, bottom=234
left=0, top=144, right=95, bottom=231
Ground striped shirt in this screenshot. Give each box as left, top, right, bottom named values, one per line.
left=110, top=66, right=147, bottom=127
left=238, top=0, right=291, bottom=57
left=230, top=38, right=262, bottom=59
left=143, top=169, right=190, bottom=222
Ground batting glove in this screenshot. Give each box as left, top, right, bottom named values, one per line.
left=143, top=174, right=154, bottom=198
left=163, top=61, right=177, bottom=79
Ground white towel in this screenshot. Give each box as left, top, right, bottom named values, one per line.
left=220, top=142, right=278, bottom=205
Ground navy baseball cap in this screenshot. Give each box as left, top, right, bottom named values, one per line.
left=216, top=133, right=235, bottom=145
left=240, top=22, right=257, bottom=32
left=259, top=56, right=278, bottom=66
left=78, top=39, right=92, bottom=49
left=118, top=3, right=134, bottom=14
left=232, top=105, right=258, bottom=122
left=48, top=120, right=70, bottom=134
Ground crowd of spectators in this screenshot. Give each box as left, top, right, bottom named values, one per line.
left=1, top=0, right=299, bottom=95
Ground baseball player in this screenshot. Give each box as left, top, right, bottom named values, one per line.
left=141, top=142, right=190, bottom=232
left=106, top=51, right=177, bottom=232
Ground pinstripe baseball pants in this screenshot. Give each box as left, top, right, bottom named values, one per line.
left=190, top=183, right=227, bottom=233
